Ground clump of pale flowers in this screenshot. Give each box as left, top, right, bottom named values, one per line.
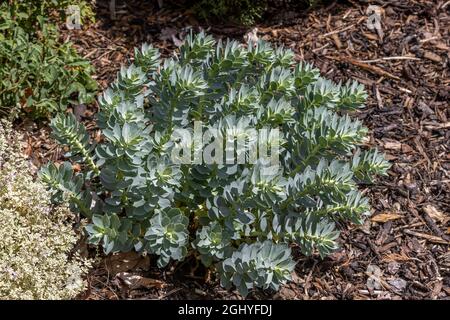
left=0, top=121, right=91, bottom=300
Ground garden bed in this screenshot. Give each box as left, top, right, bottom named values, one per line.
left=17, top=0, right=449, bottom=299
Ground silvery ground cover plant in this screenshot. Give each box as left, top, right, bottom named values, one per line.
left=40, top=32, right=390, bottom=296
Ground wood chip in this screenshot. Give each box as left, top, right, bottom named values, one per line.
left=371, top=213, right=403, bottom=223
left=423, top=51, right=442, bottom=63
left=331, top=33, right=342, bottom=49
left=401, top=144, right=414, bottom=153
left=423, top=205, right=447, bottom=223
left=382, top=139, right=403, bottom=151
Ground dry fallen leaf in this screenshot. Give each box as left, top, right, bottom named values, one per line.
left=382, top=139, right=403, bottom=150
left=362, top=32, right=379, bottom=41
left=24, top=137, right=33, bottom=157
left=401, top=144, right=414, bottom=153
left=116, top=272, right=166, bottom=290
left=382, top=252, right=411, bottom=263
left=371, top=213, right=402, bottom=223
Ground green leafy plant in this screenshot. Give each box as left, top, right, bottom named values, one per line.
left=0, top=14, right=97, bottom=119
left=178, top=0, right=327, bottom=25
left=0, top=0, right=95, bottom=33
left=40, top=32, right=390, bottom=296
left=190, top=0, right=267, bottom=25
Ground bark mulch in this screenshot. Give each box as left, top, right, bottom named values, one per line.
left=19, top=0, right=449, bottom=300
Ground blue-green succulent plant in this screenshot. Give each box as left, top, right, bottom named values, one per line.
left=40, top=32, right=390, bottom=296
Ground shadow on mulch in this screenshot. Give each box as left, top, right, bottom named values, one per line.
left=20, top=0, right=449, bottom=300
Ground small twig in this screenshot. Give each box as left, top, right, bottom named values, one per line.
left=326, top=56, right=401, bottom=80
left=397, top=87, right=413, bottom=94
left=403, top=229, right=449, bottom=245
left=312, top=43, right=330, bottom=53
left=320, top=24, right=355, bottom=38
left=358, top=289, right=384, bottom=295
left=360, top=56, right=421, bottom=63
left=393, top=222, right=425, bottom=231
left=419, top=36, right=440, bottom=44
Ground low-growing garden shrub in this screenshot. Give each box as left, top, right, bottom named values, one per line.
left=0, top=21, right=98, bottom=119
left=191, top=0, right=267, bottom=25
left=177, top=0, right=325, bottom=25
left=40, top=32, right=390, bottom=296
left=0, top=1, right=97, bottom=119
left=0, top=121, right=91, bottom=300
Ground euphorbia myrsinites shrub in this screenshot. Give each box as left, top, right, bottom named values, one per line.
left=40, top=32, right=389, bottom=296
